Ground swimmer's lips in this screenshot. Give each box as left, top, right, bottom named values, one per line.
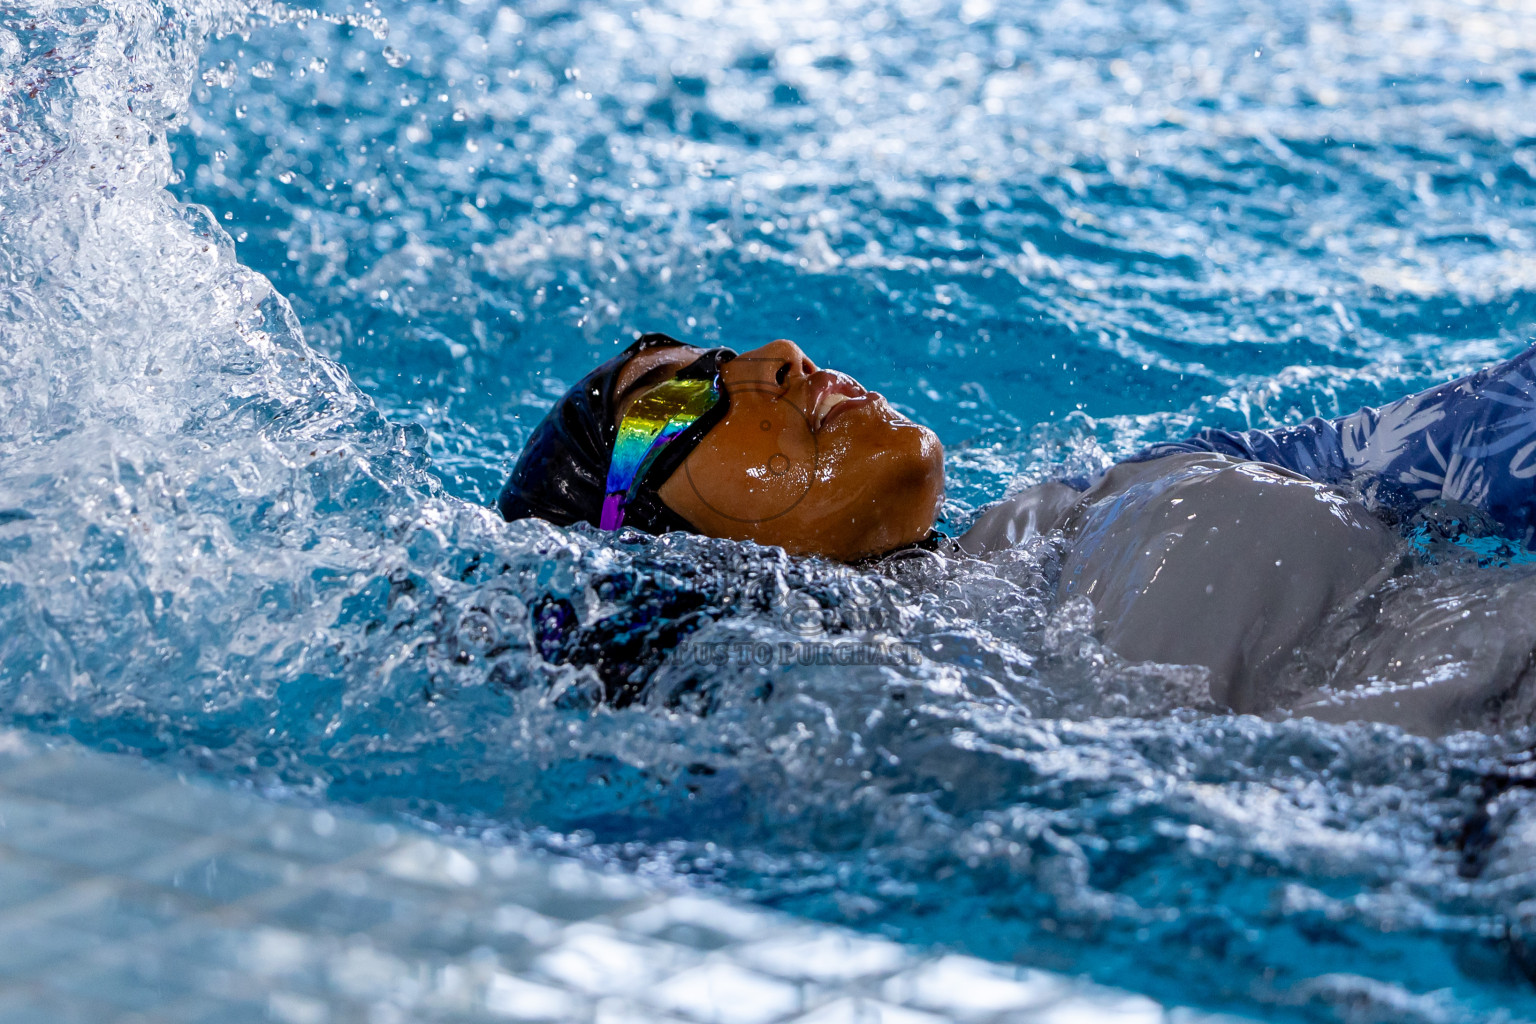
left=808, top=372, right=884, bottom=430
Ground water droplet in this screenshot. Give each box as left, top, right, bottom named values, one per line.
left=382, top=46, right=410, bottom=68
left=250, top=60, right=275, bottom=79
left=201, top=63, right=236, bottom=89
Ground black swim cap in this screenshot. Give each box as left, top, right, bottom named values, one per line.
left=497, top=333, right=737, bottom=533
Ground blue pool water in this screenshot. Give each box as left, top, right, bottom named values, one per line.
left=6, top=0, right=1536, bottom=1020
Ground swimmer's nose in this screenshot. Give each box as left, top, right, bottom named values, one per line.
left=733, top=339, right=817, bottom=389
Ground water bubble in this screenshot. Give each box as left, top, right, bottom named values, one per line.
left=202, top=62, right=237, bottom=88
left=382, top=46, right=410, bottom=68
left=250, top=60, right=275, bottom=79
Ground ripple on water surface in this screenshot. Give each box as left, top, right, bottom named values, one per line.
left=5, top=0, right=1536, bottom=1020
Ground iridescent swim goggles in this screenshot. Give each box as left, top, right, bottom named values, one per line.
left=601, top=344, right=735, bottom=531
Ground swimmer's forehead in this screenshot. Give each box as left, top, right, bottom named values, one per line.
left=612, top=344, right=708, bottom=423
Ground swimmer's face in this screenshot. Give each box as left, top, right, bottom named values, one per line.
left=613, top=339, right=944, bottom=561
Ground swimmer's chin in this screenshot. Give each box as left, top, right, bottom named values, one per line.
left=848, top=434, right=946, bottom=558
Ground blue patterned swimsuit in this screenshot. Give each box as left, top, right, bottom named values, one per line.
left=1129, top=344, right=1536, bottom=544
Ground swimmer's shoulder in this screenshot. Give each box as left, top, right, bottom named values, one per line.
left=956, top=479, right=1085, bottom=554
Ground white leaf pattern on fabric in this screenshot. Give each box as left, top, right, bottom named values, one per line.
left=1130, top=343, right=1536, bottom=545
